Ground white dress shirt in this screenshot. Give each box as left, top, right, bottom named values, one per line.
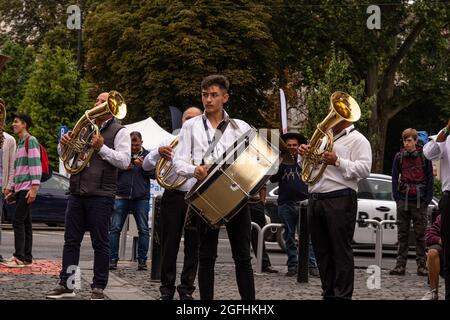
left=58, top=120, right=131, bottom=170
left=423, top=131, right=450, bottom=192
left=143, top=135, right=196, bottom=192
left=173, top=112, right=252, bottom=178
left=308, top=125, right=372, bottom=193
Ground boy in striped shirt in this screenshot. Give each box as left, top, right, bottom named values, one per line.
left=2, top=113, right=41, bottom=268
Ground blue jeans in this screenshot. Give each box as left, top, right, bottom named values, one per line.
left=109, top=199, right=150, bottom=263
left=278, top=203, right=317, bottom=271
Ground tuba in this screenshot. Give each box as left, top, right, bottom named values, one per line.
left=60, top=90, right=127, bottom=175
left=155, top=137, right=187, bottom=189
left=302, top=91, right=360, bottom=185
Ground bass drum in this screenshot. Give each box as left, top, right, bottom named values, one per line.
left=185, top=128, right=291, bottom=229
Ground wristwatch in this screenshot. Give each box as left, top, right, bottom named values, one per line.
left=443, top=127, right=450, bottom=136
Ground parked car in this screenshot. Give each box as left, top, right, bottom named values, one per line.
left=1, top=172, right=69, bottom=226
left=264, top=173, right=440, bottom=251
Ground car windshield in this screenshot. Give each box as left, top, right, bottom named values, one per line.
left=358, top=178, right=393, bottom=201
left=41, top=174, right=69, bottom=191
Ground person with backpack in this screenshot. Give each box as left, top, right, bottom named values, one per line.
left=1, top=113, right=41, bottom=268
left=390, top=128, right=433, bottom=276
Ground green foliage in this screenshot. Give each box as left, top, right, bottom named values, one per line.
left=83, top=0, right=278, bottom=129
left=304, top=49, right=374, bottom=138
left=434, top=178, right=442, bottom=200
left=18, top=46, right=90, bottom=168
left=0, top=39, right=35, bottom=122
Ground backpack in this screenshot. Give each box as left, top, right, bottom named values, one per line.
left=398, top=145, right=426, bottom=196
left=25, top=136, right=53, bottom=182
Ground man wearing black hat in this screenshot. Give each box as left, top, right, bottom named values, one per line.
left=2, top=112, right=41, bottom=268
left=269, top=132, right=319, bottom=277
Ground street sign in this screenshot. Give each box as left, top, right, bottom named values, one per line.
left=58, top=126, right=69, bottom=143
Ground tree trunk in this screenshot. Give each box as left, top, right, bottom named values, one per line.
left=368, top=115, right=388, bottom=173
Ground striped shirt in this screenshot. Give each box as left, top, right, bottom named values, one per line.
left=12, top=133, right=41, bottom=192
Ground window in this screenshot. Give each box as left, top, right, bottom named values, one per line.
left=41, top=174, right=69, bottom=191
left=358, top=178, right=393, bottom=201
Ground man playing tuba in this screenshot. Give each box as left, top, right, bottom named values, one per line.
left=47, top=92, right=131, bottom=300
left=143, top=106, right=202, bottom=300
left=299, top=93, right=372, bottom=300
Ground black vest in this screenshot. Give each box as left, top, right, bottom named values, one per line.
left=69, top=120, right=124, bottom=197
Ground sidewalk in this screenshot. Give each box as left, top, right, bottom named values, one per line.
left=0, top=259, right=445, bottom=300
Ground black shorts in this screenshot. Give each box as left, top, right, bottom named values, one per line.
left=427, top=244, right=444, bottom=278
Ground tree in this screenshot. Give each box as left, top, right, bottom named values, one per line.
left=270, top=0, right=450, bottom=172
left=0, top=38, right=35, bottom=122
left=18, top=46, right=89, bottom=167
left=0, top=0, right=73, bottom=46
left=83, top=0, right=278, bottom=129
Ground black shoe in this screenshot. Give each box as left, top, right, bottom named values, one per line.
left=91, top=288, right=105, bottom=300
left=180, top=293, right=194, bottom=300
left=109, top=259, right=118, bottom=270
left=286, top=269, right=297, bottom=277
left=0, top=255, right=4, bottom=263
left=160, top=294, right=173, bottom=300
left=46, top=285, right=76, bottom=299
left=137, top=261, right=147, bottom=271
left=417, top=266, right=428, bottom=276
left=262, top=266, right=279, bottom=273
left=389, top=265, right=406, bottom=276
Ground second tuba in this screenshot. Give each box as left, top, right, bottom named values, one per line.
left=60, top=90, right=127, bottom=175
left=155, top=137, right=187, bottom=190
left=302, top=91, right=360, bottom=185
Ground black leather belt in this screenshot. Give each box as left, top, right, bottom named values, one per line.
left=309, top=188, right=355, bottom=201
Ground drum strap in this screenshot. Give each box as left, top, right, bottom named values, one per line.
left=201, top=118, right=230, bottom=165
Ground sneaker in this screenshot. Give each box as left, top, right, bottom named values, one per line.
left=421, top=289, right=438, bottom=300
left=417, top=266, right=428, bottom=276
left=109, top=259, right=118, bottom=271
left=24, top=260, right=33, bottom=266
left=309, top=268, right=320, bottom=277
left=286, top=269, right=297, bottom=277
left=262, top=266, right=279, bottom=274
left=0, top=257, right=26, bottom=268
left=137, top=261, right=147, bottom=271
left=389, top=265, right=406, bottom=276
left=46, top=285, right=76, bottom=299
left=0, top=255, right=3, bottom=263
left=91, top=288, right=105, bottom=300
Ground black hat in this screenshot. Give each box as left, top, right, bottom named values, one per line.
left=13, top=112, right=32, bottom=129
left=281, top=132, right=307, bottom=145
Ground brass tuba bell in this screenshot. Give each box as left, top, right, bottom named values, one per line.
left=155, top=137, right=187, bottom=190
left=60, top=90, right=127, bottom=175
left=302, top=91, right=360, bottom=185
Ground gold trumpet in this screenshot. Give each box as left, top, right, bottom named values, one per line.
left=302, top=91, right=360, bottom=185
left=155, top=137, right=187, bottom=190
left=60, top=90, right=127, bottom=175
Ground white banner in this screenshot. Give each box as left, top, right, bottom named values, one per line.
left=280, top=88, right=288, bottom=134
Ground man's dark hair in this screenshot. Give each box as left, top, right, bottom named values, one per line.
left=201, top=75, right=229, bottom=92
left=130, top=131, right=142, bottom=140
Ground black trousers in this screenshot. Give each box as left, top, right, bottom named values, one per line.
left=440, top=192, right=450, bottom=300
left=13, top=190, right=33, bottom=262
left=249, top=201, right=271, bottom=269
left=308, top=191, right=357, bottom=300
left=197, top=204, right=255, bottom=300
left=59, top=195, right=114, bottom=290
left=160, top=189, right=198, bottom=297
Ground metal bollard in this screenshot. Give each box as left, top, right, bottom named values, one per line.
left=256, top=223, right=285, bottom=274
left=150, top=196, right=162, bottom=281
left=358, top=219, right=396, bottom=268
left=297, top=200, right=309, bottom=283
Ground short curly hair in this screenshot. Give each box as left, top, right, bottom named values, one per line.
left=201, top=74, right=229, bottom=92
